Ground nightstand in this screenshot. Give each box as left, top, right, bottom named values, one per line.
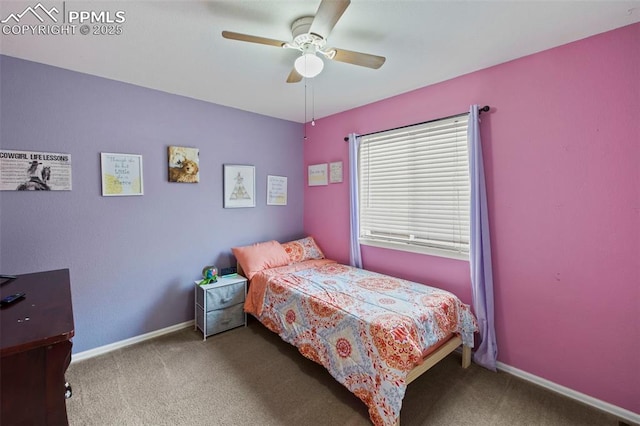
left=194, top=274, right=247, bottom=340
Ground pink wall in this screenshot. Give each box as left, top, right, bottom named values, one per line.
left=303, top=23, right=640, bottom=414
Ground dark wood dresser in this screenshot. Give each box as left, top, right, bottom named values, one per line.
left=1, top=269, right=75, bottom=425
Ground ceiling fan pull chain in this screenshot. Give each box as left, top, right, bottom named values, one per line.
left=311, top=83, right=316, bottom=127
left=304, top=79, right=308, bottom=140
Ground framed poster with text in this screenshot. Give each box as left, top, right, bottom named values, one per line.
left=0, top=149, right=72, bottom=191
left=100, top=153, right=144, bottom=196
left=267, top=175, right=287, bottom=205
left=330, top=161, right=343, bottom=183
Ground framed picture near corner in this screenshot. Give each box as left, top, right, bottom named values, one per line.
left=267, top=175, right=287, bottom=206
left=223, top=164, right=255, bottom=208
left=308, top=163, right=328, bottom=186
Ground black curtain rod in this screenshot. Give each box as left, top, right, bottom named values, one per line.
left=343, top=105, right=490, bottom=142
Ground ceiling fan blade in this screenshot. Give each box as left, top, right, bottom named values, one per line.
left=309, top=0, right=350, bottom=39
left=222, top=31, right=287, bottom=48
left=331, top=48, right=386, bottom=69
left=286, top=68, right=303, bottom=83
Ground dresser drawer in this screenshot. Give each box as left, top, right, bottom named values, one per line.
left=197, top=282, right=245, bottom=311
left=196, top=303, right=244, bottom=335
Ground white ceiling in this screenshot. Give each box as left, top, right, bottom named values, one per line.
left=1, top=1, right=638, bottom=123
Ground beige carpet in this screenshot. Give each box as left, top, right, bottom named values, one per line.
left=66, top=319, right=624, bottom=425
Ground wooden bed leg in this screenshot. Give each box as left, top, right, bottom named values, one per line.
left=462, top=345, right=471, bottom=368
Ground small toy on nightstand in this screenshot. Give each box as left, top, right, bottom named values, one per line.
left=199, top=265, right=218, bottom=285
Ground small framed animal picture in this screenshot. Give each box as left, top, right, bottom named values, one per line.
left=168, top=146, right=199, bottom=183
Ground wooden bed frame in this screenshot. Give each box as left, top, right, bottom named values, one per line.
left=388, top=335, right=471, bottom=426
left=395, top=335, right=471, bottom=425
left=407, top=335, right=471, bottom=384
left=238, top=263, right=472, bottom=425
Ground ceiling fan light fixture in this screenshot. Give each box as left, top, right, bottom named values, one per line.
left=294, top=53, right=324, bottom=78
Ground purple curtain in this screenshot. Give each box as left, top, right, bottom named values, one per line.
left=348, top=133, right=363, bottom=268
left=468, top=105, right=498, bottom=371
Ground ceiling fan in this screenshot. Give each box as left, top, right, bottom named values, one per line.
left=222, top=0, right=386, bottom=83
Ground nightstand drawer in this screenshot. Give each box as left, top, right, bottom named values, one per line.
left=197, top=303, right=244, bottom=335
left=197, top=282, right=245, bottom=311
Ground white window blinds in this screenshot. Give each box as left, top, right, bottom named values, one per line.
left=358, top=115, right=470, bottom=258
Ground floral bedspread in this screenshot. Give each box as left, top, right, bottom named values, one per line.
left=245, top=260, right=478, bottom=426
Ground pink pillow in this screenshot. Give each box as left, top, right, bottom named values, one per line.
left=281, top=236, right=325, bottom=264
left=232, top=240, right=290, bottom=279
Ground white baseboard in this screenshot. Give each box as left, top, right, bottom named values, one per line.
left=497, top=361, right=639, bottom=425
left=71, top=320, right=194, bottom=363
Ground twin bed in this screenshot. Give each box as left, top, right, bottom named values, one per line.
left=232, top=237, right=478, bottom=426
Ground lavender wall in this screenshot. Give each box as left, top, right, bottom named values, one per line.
left=303, top=24, right=639, bottom=414
left=0, top=55, right=304, bottom=353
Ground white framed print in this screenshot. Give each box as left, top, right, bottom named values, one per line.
left=267, top=175, right=287, bottom=206
left=100, top=153, right=143, bottom=196
left=330, top=161, right=343, bottom=183
left=308, top=163, right=328, bottom=186
left=224, top=164, right=255, bottom=208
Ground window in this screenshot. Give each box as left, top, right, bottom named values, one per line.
left=358, top=115, right=470, bottom=260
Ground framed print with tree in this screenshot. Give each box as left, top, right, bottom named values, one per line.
left=267, top=175, right=287, bottom=206
left=224, top=164, right=255, bottom=208
left=101, top=153, right=143, bottom=196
